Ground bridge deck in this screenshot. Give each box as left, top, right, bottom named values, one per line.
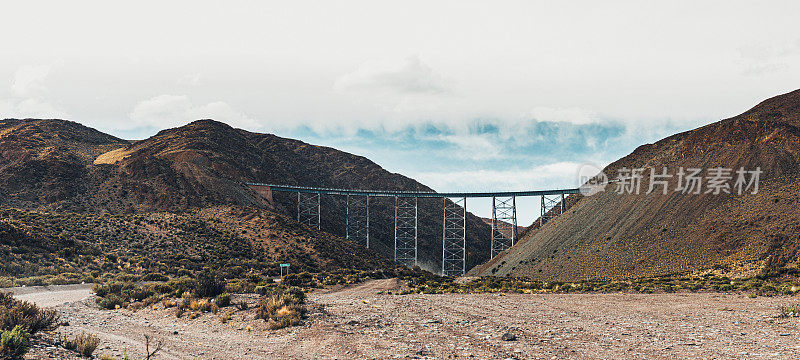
left=245, top=182, right=580, bottom=198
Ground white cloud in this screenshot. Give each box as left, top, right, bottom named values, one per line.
left=1, top=64, right=67, bottom=119
left=737, top=38, right=800, bottom=77
left=440, top=134, right=503, bottom=160
left=178, top=73, right=202, bottom=86
left=528, top=107, right=599, bottom=125
left=12, top=98, right=65, bottom=118
left=11, top=64, right=52, bottom=97
left=334, top=55, right=450, bottom=95
left=409, top=162, right=587, bottom=193
left=129, top=94, right=258, bottom=129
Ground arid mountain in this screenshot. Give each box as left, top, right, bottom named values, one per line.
left=474, top=89, right=800, bottom=280
left=0, top=119, right=492, bottom=271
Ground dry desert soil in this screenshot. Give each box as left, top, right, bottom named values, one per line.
left=7, top=279, right=800, bottom=359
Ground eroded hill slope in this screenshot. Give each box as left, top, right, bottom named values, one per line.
left=475, top=89, right=800, bottom=280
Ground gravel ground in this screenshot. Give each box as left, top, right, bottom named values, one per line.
left=10, top=279, right=800, bottom=359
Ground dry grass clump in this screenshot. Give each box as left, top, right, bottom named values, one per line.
left=220, top=310, right=234, bottom=324
left=188, top=299, right=219, bottom=314
left=778, top=303, right=800, bottom=318
left=256, top=288, right=306, bottom=330
left=62, top=332, right=100, bottom=357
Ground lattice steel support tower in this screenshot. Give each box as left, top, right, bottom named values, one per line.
left=345, top=195, right=370, bottom=248
left=490, top=196, right=517, bottom=259
left=540, top=193, right=565, bottom=226
left=297, top=192, right=321, bottom=229
left=394, top=197, right=418, bottom=266
left=442, top=197, right=466, bottom=276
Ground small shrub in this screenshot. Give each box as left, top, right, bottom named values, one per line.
left=235, top=301, right=249, bottom=311
left=256, top=289, right=306, bottom=330
left=97, top=295, right=124, bottom=310
left=220, top=310, right=233, bottom=324
left=215, top=293, right=231, bottom=308
left=189, top=299, right=218, bottom=313
left=167, top=277, right=198, bottom=297
left=161, top=298, right=177, bottom=308
left=140, top=273, right=169, bottom=282
left=778, top=303, right=800, bottom=318
left=0, top=326, right=29, bottom=359
left=0, top=292, right=60, bottom=334
left=195, top=272, right=225, bottom=298
left=63, top=332, right=100, bottom=357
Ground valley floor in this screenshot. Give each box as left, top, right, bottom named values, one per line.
left=10, top=280, right=800, bottom=359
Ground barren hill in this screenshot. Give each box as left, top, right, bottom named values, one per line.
left=0, top=205, right=390, bottom=282
left=474, top=89, right=800, bottom=280
left=0, top=119, right=492, bottom=271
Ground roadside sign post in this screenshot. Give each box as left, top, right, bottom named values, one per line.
left=280, top=263, right=290, bottom=281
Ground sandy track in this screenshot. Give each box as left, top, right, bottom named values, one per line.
left=9, top=280, right=800, bottom=359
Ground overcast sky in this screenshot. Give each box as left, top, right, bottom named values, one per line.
left=2, top=1, right=800, bottom=222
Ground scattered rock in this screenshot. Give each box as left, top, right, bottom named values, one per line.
left=501, top=332, right=517, bottom=341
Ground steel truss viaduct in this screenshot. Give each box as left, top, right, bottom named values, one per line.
left=247, top=183, right=579, bottom=276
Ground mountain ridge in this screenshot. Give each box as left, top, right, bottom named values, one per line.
left=473, top=88, right=800, bottom=280
left=0, top=118, right=493, bottom=271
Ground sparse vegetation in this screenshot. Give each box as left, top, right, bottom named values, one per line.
left=256, top=287, right=307, bottom=330
left=0, top=326, right=29, bottom=359
left=396, top=270, right=800, bottom=296
left=215, top=293, right=231, bottom=308
left=63, top=332, right=100, bottom=357
left=0, top=292, right=60, bottom=359
left=0, top=205, right=391, bottom=290
left=778, top=303, right=800, bottom=318
left=0, top=292, right=60, bottom=334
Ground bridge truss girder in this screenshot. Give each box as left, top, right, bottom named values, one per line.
left=346, top=195, right=370, bottom=248
left=297, top=192, right=321, bottom=229
left=394, top=197, right=418, bottom=267
left=442, top=197, right=467, bottom=277
left=491, top=196, right=517, bottom=259
left=540, top=193, right=565, bottom=226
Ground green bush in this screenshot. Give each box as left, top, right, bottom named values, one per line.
left=97, top=295, right=124, bottom=310
left=167, top=277, right=198, bottom=297
left=0, top=326, right=30, bottom=359
left=195, top=272, right=225, bottom=298
left=140, top=273, right=169, bottom=282
left=214, top=293, right=231, bottom=308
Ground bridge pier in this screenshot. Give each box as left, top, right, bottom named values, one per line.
left=254, top=182, right=581, bottom=276
left=297, top=192, right=321, bottom=229
left=346, top=195, right=370, bottom=248
left=394, top=197, right=418, bottom=267
left=490, top=196, right=517, bottom=258
left=442, top=197, right=467, bottom=276
left=540, top=193, right=565, bottom=226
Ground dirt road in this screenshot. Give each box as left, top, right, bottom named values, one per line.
left=7, top=284, right=93, bottom=308
left=9, top=279, right=800, bottom=359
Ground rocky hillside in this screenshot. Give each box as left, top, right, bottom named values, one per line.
left=0, top=119, right=492, bottom=271
left=0, top=205, right=390, bottom=283
left=474, top=89, right=800, bottom=280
